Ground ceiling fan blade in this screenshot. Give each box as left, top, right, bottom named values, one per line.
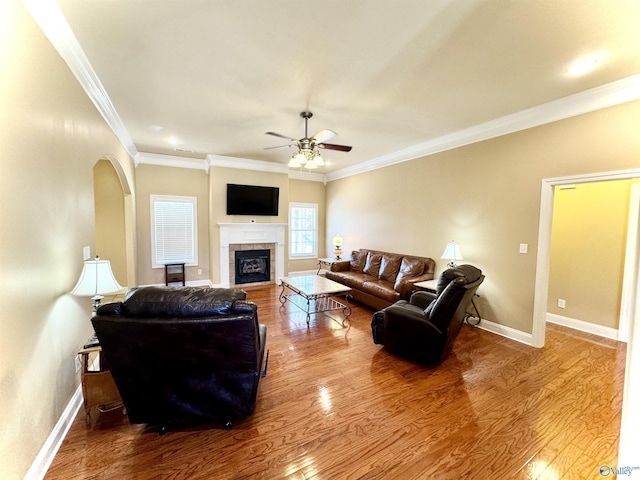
left=318, top=142, right=352, bottom=152
left=265, top=131, right=298, bottom=142
left=310, top=129, right=337, bottom=144
left=264, top=144, right=294, bottom=150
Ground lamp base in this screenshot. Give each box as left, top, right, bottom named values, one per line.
left=447, top=261, right=458, bottom=269
left=91, top=295, right=105, bottom=313
left=334, top=247, right=343, bottom=260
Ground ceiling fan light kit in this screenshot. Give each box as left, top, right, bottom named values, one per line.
left=265, top=111, right=352, bottom=170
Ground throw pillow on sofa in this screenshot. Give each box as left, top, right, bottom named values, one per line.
left=393, top=256, right=425, bottom=290
left=350, top=250, right=368, bottom=272
left=379, top=254, right=402, bottom=283
left=363, top=252, right=383, bottom=277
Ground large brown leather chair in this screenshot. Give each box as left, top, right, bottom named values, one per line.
left=92, top=286, right=267, bottom=433
left=371, top=265, right=484, bottom=365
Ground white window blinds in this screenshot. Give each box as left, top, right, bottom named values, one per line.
left=150, top=195, right=198, bottom=267
left=289, top=203, right=318, bottom=258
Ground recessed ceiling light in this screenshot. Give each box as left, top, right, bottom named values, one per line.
left=566, top=53, right=604, bottom=77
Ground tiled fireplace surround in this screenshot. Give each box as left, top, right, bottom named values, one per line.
left=218, top=223, right=286, bottom=287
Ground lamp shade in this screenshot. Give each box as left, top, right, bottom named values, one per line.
left=441, top=241, right=463, bottom=262
left=332, top=235, right=344, bottom=247
left=294, top=152, right=307, bottom=165
left=71, top=256, right=124, bottom=297
left=288, top=156, right=302, bottom=168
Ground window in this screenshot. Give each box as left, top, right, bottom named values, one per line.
left=289, top=203, right=318, bottom=259
left=150, top=195, right=198, bottom=268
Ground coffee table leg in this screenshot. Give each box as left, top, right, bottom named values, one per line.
left=279, top=283, right=287, bottom=304
left=305, top=296, right=312, bottom=326
left=342, top=294, right=352, bottom=327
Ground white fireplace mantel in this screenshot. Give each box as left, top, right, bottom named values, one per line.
left=218, top=223, right=286, bottom=287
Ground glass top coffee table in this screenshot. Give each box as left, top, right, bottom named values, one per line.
left=279, top=275, right=352, bottom=327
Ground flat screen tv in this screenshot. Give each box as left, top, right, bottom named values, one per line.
left=226, top=184, right=279, bottom=216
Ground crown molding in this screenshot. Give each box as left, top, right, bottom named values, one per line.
left=137, top=152, right=209, bottom=171
left=325, top=74, right=640, bottom=182
left=23, top=0, right=139, bottom=161
left=206, top=155, right=327, bottom=183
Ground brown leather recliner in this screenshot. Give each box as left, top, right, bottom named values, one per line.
left=92, top=286, right=267, bottom=433
left=371, top=265, right=484, bottom=365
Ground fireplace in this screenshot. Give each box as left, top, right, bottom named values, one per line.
left=235, top=249, right=271, bottom=285
left=218, top=223, right=286, bottom=288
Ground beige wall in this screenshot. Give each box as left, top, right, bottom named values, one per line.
left=288, top=179, right=327, bottom=272
left=0, top=1, right=135, bottom=479
left=548, top=179, right=639, bottom=328
left=94, top=160, right=128, bottom=286
left=135, top=164, right=210, bottom=286
left=326, top=100, right=640, bottom=334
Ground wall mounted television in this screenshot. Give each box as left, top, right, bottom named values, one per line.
left=226, top=183, right=280, bottom=216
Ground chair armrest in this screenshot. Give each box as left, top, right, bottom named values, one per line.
left=409, top=291, right=436, bottom=309
left=395, top=273, right=435, bottom=299
left=330, top=260, right=351, bottom=272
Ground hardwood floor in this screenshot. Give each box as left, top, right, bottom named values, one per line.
left=45, top=284, right=626, bottom=479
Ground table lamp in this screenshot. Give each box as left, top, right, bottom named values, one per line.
left=441, top=241, right=463, bottom=268
left=71, top=256, right=124, bottom=312
left=332, top=235, right=344, bottom=260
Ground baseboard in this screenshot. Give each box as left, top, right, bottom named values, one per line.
left=476, top=318, right=535, bottom=346
left=24, top=385, right=83, bottom=480
left=546, top=312, right=620, bottom=341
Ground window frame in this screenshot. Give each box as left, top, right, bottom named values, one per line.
left=150, top=194, right=198, bottom=269
left=288, top=202, right=318, bottom=260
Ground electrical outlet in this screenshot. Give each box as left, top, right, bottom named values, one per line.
left=519, top=243, right=528, bottom=254
left=75, top=354, right=81, bottom=373
left=83, top=246, right=91, bottom=260
left=558, top=298, right=566, bottom=309
left=197, top=269, right=203, bottom=275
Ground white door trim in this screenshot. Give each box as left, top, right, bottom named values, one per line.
left=532, top=168, right=640, bottom=468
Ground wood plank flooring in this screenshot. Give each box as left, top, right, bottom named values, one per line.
left=45, top=284, right=626, bottom=479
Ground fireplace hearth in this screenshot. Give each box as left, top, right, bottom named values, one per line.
left=235, top=249, right=271, bottom=285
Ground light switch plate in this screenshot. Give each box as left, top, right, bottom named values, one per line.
left=519, top=243, right=528, bottom=254
left=83, top=246, right=91, bottom=260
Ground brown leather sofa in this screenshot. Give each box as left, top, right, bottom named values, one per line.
left=325, top=249, right=436, bottom=310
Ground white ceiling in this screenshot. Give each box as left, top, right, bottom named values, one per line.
left=52, top=0, right=640, bottom=175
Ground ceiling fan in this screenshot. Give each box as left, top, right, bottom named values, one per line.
left=265, top=111, right=352, bottom=169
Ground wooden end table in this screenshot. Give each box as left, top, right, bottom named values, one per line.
left=78, top=345, right=124, bottom=426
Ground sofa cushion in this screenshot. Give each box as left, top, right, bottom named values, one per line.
left=121, top=286, right=247, bottom=318
left=393, top=256, right=425, bottom=290
left=379, top=254, right=402, bottom=283
left=350, top=250, right=367, bottom=272
left=363, top=252, right=383, bottom=277
left=325, top=271, right=371, bottom=289
left=362, top=279, right=401, bottom=303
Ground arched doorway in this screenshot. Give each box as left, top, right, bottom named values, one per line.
left=93, top=157, right=135, bottom=288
